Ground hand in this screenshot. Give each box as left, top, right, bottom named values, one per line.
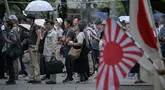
left=68, top=41, right=73, bottom=46
left=162, top=58, right=165, bottom=62
left=160, top=37, right=165, bottom=42
left=90, top=34, right=95, bottom=38
left=33, top=46, right=39, bottom=52
left=156, top=69, right=165, bottom=75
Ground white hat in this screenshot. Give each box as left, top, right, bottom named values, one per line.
left=8, top=15, right=18, bottom=21
left=56, top=18, right=63, bottom=24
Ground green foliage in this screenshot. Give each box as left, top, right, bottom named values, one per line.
left=7, top=0, right=56, bottom=15
left=96, top=0, right=126, bottom=16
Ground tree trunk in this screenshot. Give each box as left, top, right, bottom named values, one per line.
left=0, top=4, right=6, bottom=20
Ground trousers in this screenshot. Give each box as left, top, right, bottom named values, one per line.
left=45, top=56, right=56, bottom=82
left=28, top=47, right=40, bottom=81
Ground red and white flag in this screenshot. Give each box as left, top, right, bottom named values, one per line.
left=96, top=18, right=143, bottom=90
left=129, top=0, right=161, bottom=60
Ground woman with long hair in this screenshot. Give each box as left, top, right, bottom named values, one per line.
left=68, top=20, right=90, bottom=83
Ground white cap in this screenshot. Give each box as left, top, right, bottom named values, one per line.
left=9, top=15, right=18, bottom=21
left=56, top=18, right=63, bottom=25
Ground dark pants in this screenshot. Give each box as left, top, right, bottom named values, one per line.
left=0, top=52, right=5, bottom=78
left=92, top=49, right=99, bottom=70
left=161, top=44, right=165, bottom=57
left=0, top=41, right=5, bottom=78
left=6, top=58, right=15, bottom=81
left=65, top=56, right=73, bottom=80
left=40, top=55, right=45, bottom=75
left=43, top=56, right=50, bottom=78
left=65, top=47, right=73, bottom=80
left=19, top=55, right=27, bottom=75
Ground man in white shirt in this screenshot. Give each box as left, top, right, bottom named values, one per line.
left=43, top=20, right=58, bottom=84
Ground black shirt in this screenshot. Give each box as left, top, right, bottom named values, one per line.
left=28, top=24, right=39, bottom=45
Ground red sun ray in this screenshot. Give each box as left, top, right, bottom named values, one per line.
left=114, top=24, right=120, bottom=42
left=123, top=51, right=143, bottom=56
left=98, top=60, right=104, bottom=67
left=97, top=64, right=106, bottom=87
left=121, top=42, right=137, bottom=48
left=113, top=65, right=120, bottom=90
left=118, top=34, right=128, bottom=45
left=121, top=60, right=133, bottom=70
left=117, top=64, right=127, bottom=79
left=123, top=56, right=137, bottom=63
left=103, top=66, right=110, bottom=90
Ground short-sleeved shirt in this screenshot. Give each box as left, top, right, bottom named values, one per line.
left=64, top=29, right=76, bottom=48
left=28, top=24, right=39, bottom=45
left=76, top=32, right=85, bottom=43
left=160, top=26, right=165, bottom=37
left=66, top=29, right=75, bottom=41
left=55, top=27, right=64, bottom=37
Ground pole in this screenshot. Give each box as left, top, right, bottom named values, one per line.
left=4, top=0, right=10, bottom=16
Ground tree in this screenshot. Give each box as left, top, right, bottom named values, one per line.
left=0, top=0, right=56, bottom=20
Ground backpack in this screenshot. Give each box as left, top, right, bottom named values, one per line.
left=39, top=31, right=48, bottom=54
left=83, top=27, right=92, bottom=50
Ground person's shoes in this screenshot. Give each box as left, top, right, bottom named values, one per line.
left=27, top=80, right=34, bottom=83
left=6, top=80, right=16, bottom=85
left=15, top=76, right=18, bottom=80
left=41, top=76, right=46, bottom=80
left=62, top=78, right=73, bottom=83
left=32, top=80, right=41, bottom=84
left=0, top=76, right=8, bottom=79
left=45, top=81, right=56, bottom=84
left=135, top=80, right=145, bottom=84
left=76, top=80, right=86, bottom=84
left=41, top=76, right=50, bottom=81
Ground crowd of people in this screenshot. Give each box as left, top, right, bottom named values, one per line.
left=0, top=14, right=106, bottom=85
left=1, top=13, right=165, bottom=86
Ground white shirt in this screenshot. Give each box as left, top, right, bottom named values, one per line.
left=99, top=39, right=103, bottom=51
left=76, top=32, right=85, bottom=43
left=43, top=28, right=58, bottom=56
left=55, top=27, right=63, bottom=37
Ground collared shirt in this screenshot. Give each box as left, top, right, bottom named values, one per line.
left=55, top=27, right=63, bottom=37
left=43, top=28, right=58, bottom=56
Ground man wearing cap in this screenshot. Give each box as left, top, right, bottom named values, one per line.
left=89, top=20, right=104, bottom=71
left=2, top=15, right=20, bottom=85
left=26, top=14, right=41, bottom=83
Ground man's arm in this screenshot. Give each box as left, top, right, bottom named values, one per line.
left=90, top=34, right=100, bottom=41
left=34, top=29, right=41, bottom=51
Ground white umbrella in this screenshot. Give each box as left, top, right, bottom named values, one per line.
left=35, top=19, right=45, bottom=27
left=25, top=0, right=54, bottom=11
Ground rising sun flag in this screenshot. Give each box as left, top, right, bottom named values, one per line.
left=96, top=18, right=143, bottom=90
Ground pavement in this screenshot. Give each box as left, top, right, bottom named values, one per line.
left=0, top=74, right=153, bottom=90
